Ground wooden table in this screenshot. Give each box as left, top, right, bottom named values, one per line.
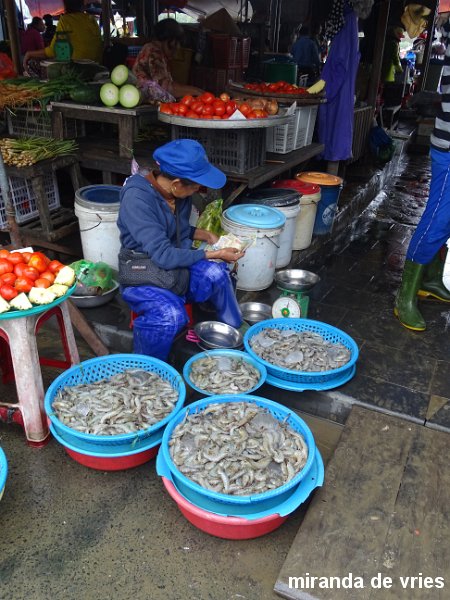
left=4, top=155, right=82, bottom=243
left=50, top=102, right=157, bottom=158
left=74, top=137, right=324, bottom=203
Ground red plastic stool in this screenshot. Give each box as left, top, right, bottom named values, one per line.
left=0, top=301, right=80, bottom=446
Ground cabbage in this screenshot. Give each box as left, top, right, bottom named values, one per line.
left=119, top=84, right=141, bottom=108
left=111, top=64, right=129, bottom=86
left=100, top=83, right=120, bottom=107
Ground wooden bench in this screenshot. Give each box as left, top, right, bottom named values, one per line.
left=275, top=406, right=449, bottom=600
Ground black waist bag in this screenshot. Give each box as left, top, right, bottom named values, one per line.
left=118, top=248, right=190, bottom=296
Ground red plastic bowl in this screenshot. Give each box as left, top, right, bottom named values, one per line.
left=64, top=445, right=159, bottom=471
left=162, top=477, right=288, bottom=539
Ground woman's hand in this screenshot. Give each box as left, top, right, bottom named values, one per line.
left=205, top=247, right=245, bottom=263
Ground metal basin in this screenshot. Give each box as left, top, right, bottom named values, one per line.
left=194, top=321, right=243, bottom=349
left=275, top=269, right=320, bottom=292
left=239, top=302, right=272, bottom=324
left=70, top=281, right=119, bottom=308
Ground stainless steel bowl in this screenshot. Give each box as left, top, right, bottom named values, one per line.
left=275, top=269, right=320, bottom=292
left=239, top=302, right=273, bottom=324
left=70, top=281, right=119, bottom=308
left=194, top=321, right=243, bottom=349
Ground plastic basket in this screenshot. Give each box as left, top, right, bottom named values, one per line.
left=44, top=354, right=186, bottom=447
left=171, top=125, right=265, bottom=174
left=183, top=349, right=267, bottom=396
left=266, top=106, right=318, bottom=154
left=0, top=172, right=60, bottom=229
left=127, top=45, right=143, bottom=57
left=159, top=395, right=317, bottom=509
left=6, top=108, right=85, bottom=139
left=243, top=318, right=359, bottom=384
left=190, top=66, right=243, bottom=96
left=0, top=447, right=7, bottom=501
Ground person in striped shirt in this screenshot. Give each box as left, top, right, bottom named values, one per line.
left=394, top=33, right=450, bottom=331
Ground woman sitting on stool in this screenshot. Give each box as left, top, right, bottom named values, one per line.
left=117, top=139, right=244, bottom=361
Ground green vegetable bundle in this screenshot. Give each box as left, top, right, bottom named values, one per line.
left=193, top=199, right=225, bottom=248
left=0, top=137, right=77, bottom=167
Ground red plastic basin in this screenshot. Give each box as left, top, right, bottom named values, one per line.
left=64, top=445, right=159, bottom=471
left=162, top=477, right=288, bottom=539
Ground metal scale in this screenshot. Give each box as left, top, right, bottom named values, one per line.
left=272, top=269, right=320, bottom=318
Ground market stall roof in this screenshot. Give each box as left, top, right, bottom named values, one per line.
left=439, top=0, right=450, bottom=11
left=19, top=0, right=64, bottom=17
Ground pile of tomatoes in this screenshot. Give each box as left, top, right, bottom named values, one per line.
left=159, top=92, right=269, bottom=120
left=0, top=249, right=64, bottom=302
left=243, top=81, right=308, bottom=95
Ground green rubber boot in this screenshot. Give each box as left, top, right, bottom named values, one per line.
left=418, top=248, right=450, bottom=302
left=394, top=260, right=426, bottom=331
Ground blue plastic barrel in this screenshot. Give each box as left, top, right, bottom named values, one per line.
left=296, top=172, right=343, bottom=235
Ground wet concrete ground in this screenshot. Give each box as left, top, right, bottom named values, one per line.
left=1, top=144, right=450, bottom=599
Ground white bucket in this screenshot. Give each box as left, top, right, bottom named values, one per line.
left=293, top=191, right=321, bottom=250
left=274, top=203, right=301, bottom=268
left=444, top=238, right=450, bottom=292
left=222, top=205, right=285, bottom=291
left=74, top=185, right=122, bottom=270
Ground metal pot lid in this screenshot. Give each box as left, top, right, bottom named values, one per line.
left=242, top=188, right=300, bottom=208
left=296, top=172, right=343, bottom=186
left=224, top=204, right=286, bottom=229
left=273, top=179, right=320, bottom=195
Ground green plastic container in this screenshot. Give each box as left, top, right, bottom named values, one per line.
left=263, top=60, right=297, bottom=84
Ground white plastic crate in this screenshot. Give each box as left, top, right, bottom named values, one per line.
left=6, top=108, right=85, bottom=139
left=266, top=106, right=318, bottom=154
left=0, top=172, right=60, bottom=229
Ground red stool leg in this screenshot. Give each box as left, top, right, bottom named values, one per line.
left=0, top=334, right=15, bottom=384
left=35, top=303, right=79, bottom=368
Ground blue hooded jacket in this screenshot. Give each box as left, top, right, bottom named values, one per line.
left=117, top=174, right=206, bottom=270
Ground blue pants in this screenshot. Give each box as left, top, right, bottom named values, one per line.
left=122, top=260, right=242, bottom=361
left=407, top=147, right=450, bottom=264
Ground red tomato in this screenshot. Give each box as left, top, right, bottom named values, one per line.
left=0, top=272, right=17, bottom=286
left=191, top=102, right=204, bottom=115
left=14, top=262, right=26, bottom=277
left=0, top=284, right=18, bottom=301
left=238, top=102, right=251, bottom=116
left=34, top=278, right=51, bottom=289
left=14, top=276, right=34, bottom=293
left=159, top=104, right=173, bottom=115
left=7, top=252, right=25, bottom=265
left=21, top=251, right=32, bottom=263
left=226, top=101, right=237, bottom=115
left=0, top=249, right=10, bottom=259
left=180, top=95, right=194, bottom=106
left=177, top=104, right=188, bottom=116
left=28, top=252, right=49, bottom=273
left=185, top=110, right=197, bottom=118
left=200, top=92, right=215, bottom=104
left=213, top=100, right=226, bottom=116
left=39, top=270, right=55, bottom=284
left=203, top=105, right=214, bottom=116
left=23, top=266, right=40, bottom=281
left=0, top=259, right=14, bottom=276
left=212, top=115, right=223, bottom=120
left=219, top=92, right=230, bottom=103
left=47, top=260, right=64, bottom=274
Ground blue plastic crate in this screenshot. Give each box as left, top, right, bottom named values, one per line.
left=243, top=318, right=359, bottom=384
left=45, top=354, right=186, bottom=447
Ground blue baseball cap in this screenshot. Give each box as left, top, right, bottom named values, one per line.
left=153, top=139, right=226, bottom=189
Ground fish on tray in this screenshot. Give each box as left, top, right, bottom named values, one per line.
left=170, top=402, right=308, bottom=496
left=52, top=369, right=178, bottom=435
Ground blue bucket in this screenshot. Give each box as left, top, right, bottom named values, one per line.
left=297, top=172, right=343, bottom=235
